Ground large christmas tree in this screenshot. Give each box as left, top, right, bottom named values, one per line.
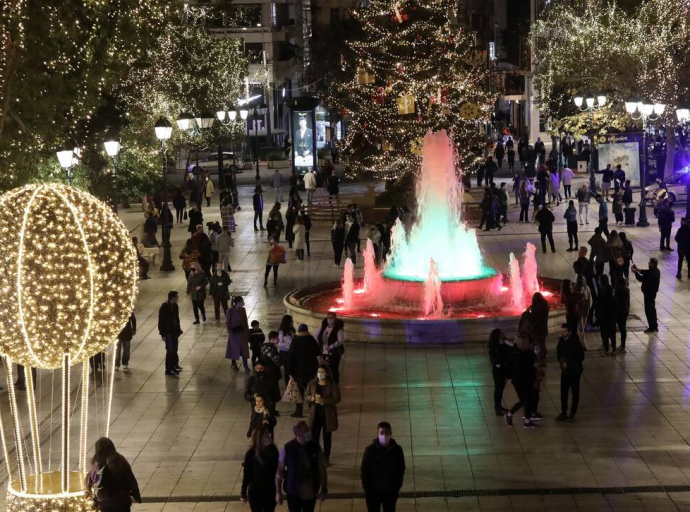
left=331, top=0, right=495, bottom=178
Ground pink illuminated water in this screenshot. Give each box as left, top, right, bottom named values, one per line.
left=522, top=242, right=540, bottom=298
left=362, top=239, right=383, bottom=295
left=509, top=253, right=525, bottom=312
left=342, top=259, right=355, bottom=309
left=423, top=259, right=444, bottom=317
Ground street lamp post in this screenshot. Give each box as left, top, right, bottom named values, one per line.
left=625, top=98, right=666, bottom=227
left=217, top=107, right=249, bottom=208
left=104, top=136, right=121, bottom=214
left=176, top=112, right=214, bottom=210
left=574, top=93, right=607, bottom=191
left=249, top=104, right=268, bottom=181
left=155, top=117, right=175, bottom=271
left=56, top=147, right=78, bottom=185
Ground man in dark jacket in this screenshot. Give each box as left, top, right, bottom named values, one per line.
left=588, top=227, right=607, bottom=277
left=361, top=421, right=406, bottom=512
left=276, top=421, right=328, bottom=511
left=675, top=217, right=690, bottom=279
left=253, top=187, right=264, bottom=231
left=556, top=323, right=584, bottom=422
left=288, top=324, right=321, bottom=417
left=300, top=206, right=313, bottom=257
left=345, top=215, right=361, bottom=265
left=535, top=205, right=555, bottom=253
left=658, top=200, right=675, bottom=251
left=632, top=258, right=661, bottom=333
left=115, top=312, right=136, bottom=372
left=484, top=156, right=497, bottom=186
left=245, top=361, right=281, bottom=412
left=158, top=291, right=183, bottom=377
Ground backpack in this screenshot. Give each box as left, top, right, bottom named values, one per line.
left=269, top=245, right=287, bottom=265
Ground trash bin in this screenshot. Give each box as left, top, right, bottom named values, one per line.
left=624, top=207, right=636, bottom=227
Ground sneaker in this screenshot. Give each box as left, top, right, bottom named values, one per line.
left=523, top=421, right=539, bottom=429
left=165, top=371, right=179, bottom=377
left=254, top=227, right=259, bottom=231
left=231, top=364, right=239, bottom=371
left=504, top=414, right=513, bottom=427
left=175, top=366, right=184, bottom=371
left=193, top=320, right=200, bottom=325
left=555, top=412, right=568, bottom=422
left=617, top=347, right=626, bottom=353
left=531, top=412, right=544, bottom=421
left=643, top=328, right=657, bottom=333
left=123, top=365, right=130, bottom=373
left=260, top=227, right=266, bottom=231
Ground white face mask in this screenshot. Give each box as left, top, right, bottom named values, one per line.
left=317, top=372, right=327, bottom=381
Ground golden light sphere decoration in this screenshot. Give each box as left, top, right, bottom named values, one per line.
left=0, top=182, right=138, bottom=368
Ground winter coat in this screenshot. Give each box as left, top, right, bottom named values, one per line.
left=188, top=209, right=203, bottom=232
left=209, top=270, right=231, bottom=299
left=245, top=371, right=281, bottom=407
left=557, top=334, right=584, bottom=375
left=535, top=208, right=555, bottom=233
left=205, top=180, right=214, bottom=198
left=226, top=306, right=249, bottom=360
left=588, top=234, right=607, bottom=262
left=241, top=445, right=279, bottom=499
left=304, top=171, right=317, bottom=190
left=216, top=232, right=234, bottom=255
left=676, top=225, right=690, bottom=253
left=287, top=333, right=320, bottom=380
left=306, top=378, right=341, bottom=433
left=561, top=168, right=573, bottom=185
left=247, top=407, right=277, bottom=437
left=361, top=439, right=406, bottom=495
left=293, top=224, right=306, bottom=250
left=186, top=270, right=207, bottom=300
left=118, top=314, right=137, bottom=342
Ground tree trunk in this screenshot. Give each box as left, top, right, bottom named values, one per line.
left=665, top=125, right=676, bottom=179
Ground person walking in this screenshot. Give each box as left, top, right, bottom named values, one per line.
left=577, top=184, right=591, bottom=225
left=245, top=361, right=281, bottom=414
left=328, top=173, right=340, bottom=205
left=622, top=180, right=634, bottom=209
left=488, top=328, right=514, bottom=416
left=306, top=365, right=341, bottom=464
left=216, top=229, right=234, bottom=273
left=220, top=199, right=236, bottom=234
left=548, top=170, right=560, bottom=206
left=241, top=428, right=279, bottom=512
left=264, top=237, right=286, bottom=286
left=267, top=203, right=284, bottom=243
left=275, top=421, right=328, bottom=512
left=632, top=258, right=660, bottom=333
left=226, top=296, right=251, bottom=372
left=262, top=331, right=283, bottom=388
left=497, top=182, right=509, bottom=224
left=658, top=200, right=675, bottom=251
left=494, top=140, right=505, bottom=169
left=675, top=217, right=690, bottom=279
left=485, top=156, right=497, bottom=186
left=588, top=228, right=607, bottom=278
left=272, top=170, right=284, bottom=203
left=278, top=315, right=296, bottom=383
left=535, top=204, right=555, bottom=253
left=287, top=324, right=321, bottom=418
left=300, top=207, right=313, bottom=257
left=315, top=312, right=345, bottom=384
left=158, top=291, right=183, bottom=377
left=361, top=422, right=406, bottom=512
left=596, top=195, right=609, bottom=237
left=253, top=187, right=265, bottom=231
left=345, top=214, right=361, bottom=265
left=173, top=189, right=187, bottom=224
left=249, top=321, right=266, bottom=367
left=188, top=203, right=203, bottom=234
left=605, top=230, right=625, bottom=284
left=285, top=206, right=297, bottom=250
left=209, top=261, right=231, bottom=321
left=563, top=200, right=579, bottom=251
left=293, top=216, right=306, bottom=261
left=86, top=437, right=141, bottom=511
left=507, top=140, right=516, bottom=172
left=304, top=168, right=317, bottom=205
left=598, top=275, right=618, bottom=355
left=529, top=292, right=550, bottom=364
left=331, top=218, right=346, bottom=268
left=204, top=177, right=214, bottom=207
left=562, top=167, right=573, bottom=198
left=191, top=224, right=213, bottom=276
left=115, top=312, right=136, bottom=372
left=612, top=189, right=624, bottom=226
left=614, top=277, right=630, bottom=352
left=186, top=262, right=208, bottom=324
left=560, top=279, right=578, bottom=330
left=555, top=323, right=584, bottom=422
left=518, top=180, right=531, bottom=222
left=573, top=275, right=592, bottom=349
left=504, top=336, right=539, bottom=429
left=247, top=394, right=277, bottom=438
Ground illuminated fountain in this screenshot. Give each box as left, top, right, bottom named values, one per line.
left=286, top=130, right=564, bottom=343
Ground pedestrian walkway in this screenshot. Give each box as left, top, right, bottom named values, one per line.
left=3, top=181, right=690, bottom=511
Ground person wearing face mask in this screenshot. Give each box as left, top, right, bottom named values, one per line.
left=261, top=331, right=283, bottom=387
left=275, top=421, right=328, bottom=512
left=158, top=291, right=184, bottom=377
left=316, top=312, right=345, bottom=384
left=209, top=262, right=232, bottom=321
left=247, top=394, right=277, bottom=438
left=246, top=362, right=281, bottom=414
left=361, top=422, right=406, bottom=512
left=305, top=365, right=341, bottom=465
left=287, top=324, right=321, bottom=418
left=186, top=262, right=208, bottom=324
left=242, top=428, right=279, bottom=512
left=226, top=296, right=251, bottom=372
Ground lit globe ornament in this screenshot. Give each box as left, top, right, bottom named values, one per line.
left=0, top=183, right=138, bottom=369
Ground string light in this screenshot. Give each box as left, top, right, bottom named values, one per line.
left=61, top=353, right=70, bottom=494
left=105, top=342, right=117, bottom=438
left=79, top=362, right=89, bottom=474
left=25, top=364, right=43, bottom=490
left=4, top=360, right=26, bottom=492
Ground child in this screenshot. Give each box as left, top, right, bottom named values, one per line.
left=247, top=393, right=276, bottom=438
left=248, top=320, right=266, bottom=366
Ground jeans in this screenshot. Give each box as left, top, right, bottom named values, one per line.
left=164, top=335, right=179, bottom=373
left=599, top=216, right=609, bottom=237
left=560, top=371, right=581, bottom=416
left=264, top=264, right=279, bottom=284
left=213, top=296, right=228, bottom=321
left=509, top=384, right=534, bottom=419
left=115, top=338, right=131, bottom=367
left=519, top=203, right=529, bottom=222
left=660, top=226, right=672, bottom=249
left=249, top=491, right=277, bottom=512
left=616, top=314, right=628, bottom=349
left=540, top=230, right=555, bottom=253
left=644, top=292, right=657, bottom=330
left=274, top=187, right=283, bottom=203
left=219, top=252, right=231, bottom=272
left=192, top=299, right=206, bottom=322
left=563, top=185, right=571, bottom=198
left=327, top=349, right=342, bottom=384
left=254, top=210, right=264, bottom=229
left=567, top=222, right=578, bottom=248
left=175, top=208, right=184, bottom=223
left=492, top=366, right=507, bottom=411
left=286, top=495, right=316, bottom=512
left=578, top=203, right=589, bottom=223
left=306, top=189, right=314, bottom=203
left=366, top=492, right=399, bottom=512
left=311, top=412, right=332, bottom=459
left=601, top=323, right=616, bottom=351
left=678, top=250, right=690, bottom=275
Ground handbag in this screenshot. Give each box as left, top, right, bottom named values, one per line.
left=281, top=376, right=303, bottom=404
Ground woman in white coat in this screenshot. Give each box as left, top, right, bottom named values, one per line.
left=293, top=216, right=306, bottom=261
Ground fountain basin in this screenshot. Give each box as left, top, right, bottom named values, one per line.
left=284, top=277, right=566, bottom=344
left=382, top=271, right=503, bottom=304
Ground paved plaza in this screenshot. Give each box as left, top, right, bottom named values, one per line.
left=5, top=177, right=690, bottom=511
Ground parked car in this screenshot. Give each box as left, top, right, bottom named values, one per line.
left=644, top=170, right=689, bottom=205
left=188, top=152, right=243, bottom=173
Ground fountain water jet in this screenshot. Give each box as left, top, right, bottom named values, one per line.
left=362, top=239, right=383, bottom=296
left=423, top=259, right=444, bottom=317
left=522, top=242, right=540, bottom=299
left=509, top=253, right=525, bottom=312
left=341, top=259, right=355, bottom=310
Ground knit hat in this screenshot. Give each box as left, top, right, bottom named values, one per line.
left=297, top=324, right=309, bottom=333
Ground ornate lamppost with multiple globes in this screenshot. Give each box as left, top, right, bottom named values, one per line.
left=104, top=136, right=121, bottom=214
left=573, top=92, right=606, bottom=191
left=155, top=117, right=175, bottom=271
left=216, top=106, right=249, bottom=208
